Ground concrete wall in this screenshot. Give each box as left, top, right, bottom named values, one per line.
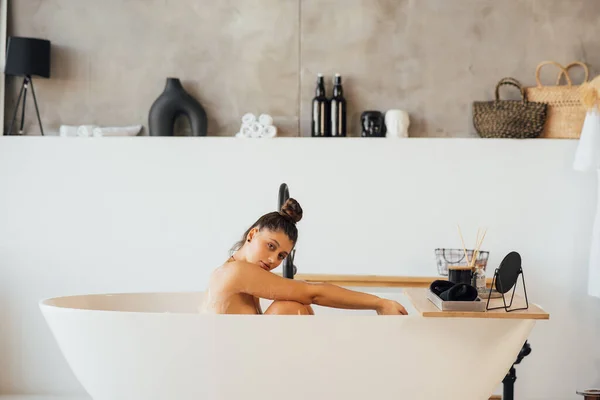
left=4, top=0, right=600, bottom=137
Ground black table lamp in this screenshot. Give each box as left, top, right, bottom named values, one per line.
left=5, top=36, right=51, bottom=136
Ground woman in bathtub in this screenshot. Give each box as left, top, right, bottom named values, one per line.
left=201, top=198, right=408, bottom=315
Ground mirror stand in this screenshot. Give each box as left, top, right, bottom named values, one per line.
left=486, top=265, right=529, bottom=312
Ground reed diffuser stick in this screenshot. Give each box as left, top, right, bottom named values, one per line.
left=472, top=228, right=488, bottom=267
left=471, top=228, right=481, bottom=267
left=456, top=224, right=470, bottom=266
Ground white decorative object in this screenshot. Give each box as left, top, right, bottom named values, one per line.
left=385, top=109, right=410, bottom=138
left=39, top=291, right=540, bottom=400
left=236, top=113, right=277, bottom=138
left=59, top=124, right=142, bottom=137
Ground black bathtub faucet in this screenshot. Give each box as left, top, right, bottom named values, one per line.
left=278, top=183, right=296, bottom=279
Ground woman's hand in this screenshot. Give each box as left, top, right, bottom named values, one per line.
left=376, top=299, right=408, bottom=315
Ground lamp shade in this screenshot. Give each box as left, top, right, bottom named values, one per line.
left=5, top=36, right=51, bottom=78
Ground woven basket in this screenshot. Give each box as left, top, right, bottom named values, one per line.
left=525, top=61, right=589, bottom=139
left=473, top=78, right=548, bottom=139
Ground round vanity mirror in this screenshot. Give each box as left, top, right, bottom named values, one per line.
left=495, top=251, right=522, bottom=294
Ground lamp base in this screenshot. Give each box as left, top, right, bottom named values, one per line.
left=7, top=75, right=44, bottom=136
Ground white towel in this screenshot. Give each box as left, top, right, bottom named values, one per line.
left=263, top=125, right=277, bottom=138
left=250, top=122, right=263, bottom=138
left=240, top=124, right=253, bottom=137
left=76, top=125, right=98, bottom=137
left=258, top=114, right=273, bottom=127
left=573, top=108, right=600, bottom=298
left=242, top=113, right=256, bottom=125
left=59, top=125, right=79, bottom=137
left=92, top=125, right=142, bottom=137
left=237, top=115, right=276, bottom=138
left=573, top=109, right=600, bottom=172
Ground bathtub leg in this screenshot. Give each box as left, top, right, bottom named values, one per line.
left=264, top=301, right=314, bottom=315
left=502, top=341, right=532, bottom=400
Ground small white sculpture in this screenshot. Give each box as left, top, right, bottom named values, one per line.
left=385, top=109, right=410, bottom=138
left=236, top=113, right=277, bottom=138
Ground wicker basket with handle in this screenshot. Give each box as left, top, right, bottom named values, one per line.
left=525, top=60, right=589, bottom=139
left=473, top=77, right=548, bottom=139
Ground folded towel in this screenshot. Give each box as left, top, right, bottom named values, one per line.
left=240, top=124, right=254, bottom=137
left=430, top=280, right=478, bottom=302
left=430, top=280, right=455, bottom=297
left=237, top=115, right=277, bottom=138
left=242, top=113, right=257, bottom=125
left=59, top=125, right=79, bottom=137
left=440, top=283, right=478, bottom=302
left=263, top=125, right=277, bottom=138
left=77, top=125, right=98, bottom=137
left=92, top=125, right=142, bottom=137
left=250, top=122, right=263, bottom=138
left=258, top=113, right=273, bottom=127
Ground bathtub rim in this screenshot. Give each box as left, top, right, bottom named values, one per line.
left=37, top=291, right=397, bottom=316
left=38, top=291, right=209, bottom=314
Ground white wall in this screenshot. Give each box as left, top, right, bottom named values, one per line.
left=0, top=136, right=598, bottom=399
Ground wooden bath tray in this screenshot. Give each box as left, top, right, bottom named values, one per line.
left=426, top=289, right=487, bottom=312
left=404, top=288, right=549, bottom=319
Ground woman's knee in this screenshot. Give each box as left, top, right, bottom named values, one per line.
left=265, top=300, right=314, bottom=315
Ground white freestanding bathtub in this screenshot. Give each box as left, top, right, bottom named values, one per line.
left=39, top=290, right=545, bottom=400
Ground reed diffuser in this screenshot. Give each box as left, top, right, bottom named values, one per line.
left=456, top=225, right=488, bottom=292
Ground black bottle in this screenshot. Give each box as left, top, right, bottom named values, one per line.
left=330, top=73, right=347, bottom=137
left=311, top=73, right=330, bottom=137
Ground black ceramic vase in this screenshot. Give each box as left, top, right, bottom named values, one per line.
left=148, top=77, right=208, bottom=136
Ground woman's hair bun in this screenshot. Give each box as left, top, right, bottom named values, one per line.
left=280, top=198, right=303, bottom=224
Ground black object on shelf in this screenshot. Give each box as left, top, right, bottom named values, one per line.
left=5, top=36, right=51, bottom=136
left=503, top=341, right=532, bottom=400
left=576, top=389, right=600, bottom=399
left=148, top=77, right=207, bottom=136
left=361, top=110, right=386, bottom=137
left=330, top=73, right=346, bottom=137
left=311, top=73, right=330, bottom=137
left=486, top=251, right=529, bottom=312
left=278, top=183, right=296, bottom=279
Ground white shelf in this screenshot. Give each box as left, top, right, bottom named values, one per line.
left=0, top=396, right=90, bottom=400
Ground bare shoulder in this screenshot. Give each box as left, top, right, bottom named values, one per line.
left=219, top=259, right=261, bottom=274
left=220, top=260, right=310, bottom=288
left=209, top=260, right=262, bottom=287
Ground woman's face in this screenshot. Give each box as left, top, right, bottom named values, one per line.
left=245, top=228, right=294, bottom=271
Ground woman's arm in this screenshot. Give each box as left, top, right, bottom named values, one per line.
left=311, top=282, right=407, bottom=314
left=224, top=261, right=407, bottom=314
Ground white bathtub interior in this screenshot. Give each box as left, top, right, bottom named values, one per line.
left=41, top=287, right=417, bottom=315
